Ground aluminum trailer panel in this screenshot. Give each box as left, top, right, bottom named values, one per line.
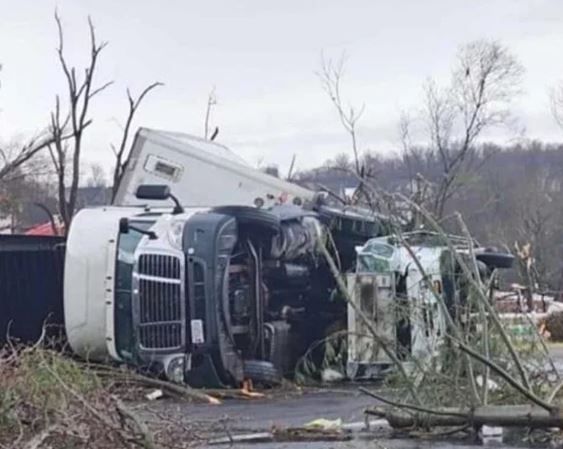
left=113, top=128, right=313, bottom=208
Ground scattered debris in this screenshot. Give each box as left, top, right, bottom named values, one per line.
left=321, top=367, right=346, bottom=383
left=304, top=417, right=343, bottom=430
left=209, top=431, right=273, bottom=445
left=208, top=418, right=382, bottom=445
left=476, top=374, right=500, bottom=393
left=480, top=425, right=503, bottom=445
left=145, top=389, right=163, bottom=401
left=94, top=364, right=222, bottom=404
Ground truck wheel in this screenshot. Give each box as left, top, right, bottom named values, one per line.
left=213, top=206, right=280, bottom=235
left=243, top=360, right=282, bottom=387
left=476, top=251, right=515, bottom=269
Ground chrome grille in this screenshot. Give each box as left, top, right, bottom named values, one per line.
left=135, top=253, right=185, bottom=350
left=138, top=254, right=181, bottom=279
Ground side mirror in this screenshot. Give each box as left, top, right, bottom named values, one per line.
left=119, top=217, right=157, bottom=240
left=136, top=184, right=171, bottom=200
left=135, top=184, right=184, bottom=215
left=119, top=217, right=130, bottom=234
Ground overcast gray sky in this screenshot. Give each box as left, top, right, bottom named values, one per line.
left=1, top=0, right=563, bottom=174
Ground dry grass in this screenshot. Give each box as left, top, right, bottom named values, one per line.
left=0, top=344, right=203, bottom=449
left=0, top=346, right=143, bottom=448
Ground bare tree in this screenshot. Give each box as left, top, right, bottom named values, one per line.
left=408, top=40, right=523, bottom=219
left=48, top=11, right=113, bottom=228
left=318, top=54, right=364, bottom=176
left=317, top=54, right=383, bottom=210
left=286, top=153, right=297, bottom=181
left=398, top=113, right=434, bottom=227
left=111, top=82, right=163, bottom=198
left=550, top=81, right=563, bottom=133
left=0, top=63, right=57, bottom=182
left=331, top=152, right=353, bottom=171
left=87, top=162, right=107, bottom=188
left=203, top=86, right=218, bottom=140
left=0, top=146, right=58, bottom=233
left=399, top=112, right=414, bottom=181
left=0, top=132, right=56, bottom=181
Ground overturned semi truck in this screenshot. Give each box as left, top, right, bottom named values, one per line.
left=64, top=128, right=514, bottom=386
left=64, top=129, right=388, bottom=386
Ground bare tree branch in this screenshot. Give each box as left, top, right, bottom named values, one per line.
left=550, top=82, right=563, bottom=130
left=287, top=153, right=297, bottom=181
left=111, top=81, right=163, bottom=198
left=50, top=11, right=113, bottom=228
left=204, top=86, right=217, bottom=140
left=0, top=133, right=57, bottom=181
left=408, top=40, right=524, bottom=219
left=318, top=53, right=364, bottom=176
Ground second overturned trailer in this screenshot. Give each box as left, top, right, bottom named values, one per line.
left=347, top=231, right=514, bottom=379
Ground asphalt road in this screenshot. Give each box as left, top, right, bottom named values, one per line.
left=137, top=386, right=533, bottom=449
left=135, top=346, right=563, bottom=448
left=145, top=387, right=375, bottom=433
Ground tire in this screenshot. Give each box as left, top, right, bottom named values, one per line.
left=476, top=251, right=515, bottom=269
left=243, top=360, right=282, bottom=387
left=213, top=206, right=281, bottom=235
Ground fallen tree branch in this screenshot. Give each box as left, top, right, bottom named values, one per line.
left=23, top=425, right=60, bottom=449
left=523, top=312, right=560, bottom=381
left=452, top=337, right=554, bottom=413
left=115, top=397, right=156, bottom=449
left=403, top=196, right=532, bottom=391
left=548, top=379, right=563, bottom=404
left=93, top=365, right=221, bottom=404
left=456, top=212, right=489, bottom=405
left=40, top=358, right=144, bottom=447
left=396, top=232, right=481, bottom=406
left=359, top=387, right=467, bottom=418
left=44, top=362, right=117, bottom=427
left=353, top=178, right=532, bottom=393
left=372, top=405, right=563, bottom=429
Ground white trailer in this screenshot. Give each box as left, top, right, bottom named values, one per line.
left=113, top=128, right=314, bottom=208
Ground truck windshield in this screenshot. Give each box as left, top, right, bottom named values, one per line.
left=114, top=221, right=155, bottom=360
left=357, top=242, right=394, bottom=273
left=357, top=254, right=390, bottom=273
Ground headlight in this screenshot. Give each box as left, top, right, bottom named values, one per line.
left=167, top=219, right=185, bottom=249
left=165, top=355, right=185, bottom=383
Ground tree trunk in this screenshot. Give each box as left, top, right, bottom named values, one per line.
left=368, top=405, right=563, bottom=429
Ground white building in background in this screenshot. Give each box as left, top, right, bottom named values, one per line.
left=0, top=214, right=14, bottom=234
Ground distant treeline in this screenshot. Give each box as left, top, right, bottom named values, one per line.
left=295, top=141, right=563, bottom=292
